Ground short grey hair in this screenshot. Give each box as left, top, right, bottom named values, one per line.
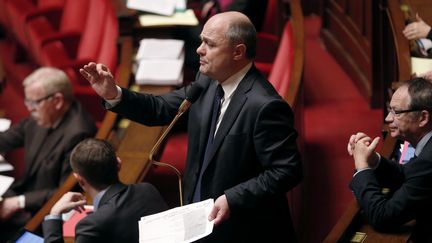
left=23, top=67, right=73, bottom=101
left=225, top=18, right=257, bottom=59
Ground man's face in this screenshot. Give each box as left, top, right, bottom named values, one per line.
left=196, top=16, right=236, bottom=82
left=385, top=86, right=420, bottom=142
left=24, top=82, right=57, bottom=128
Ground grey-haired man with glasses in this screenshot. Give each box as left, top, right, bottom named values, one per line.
left=0, top=67, right=96, bottom=242
left=347, top=77, right=432, bottom=242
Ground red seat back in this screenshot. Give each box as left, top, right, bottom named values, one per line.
left=268, top=22, right=295, bottom=97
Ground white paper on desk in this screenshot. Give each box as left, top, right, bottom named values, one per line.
left=127, top=0, right=176, bottom=16
left=0, top=154, right=13, bottom=172
left=138, top=9, right=199, bottom=27
left=136, top=39, right=185, bottom=60
left=139, top=199, right=214, bottom=243
left=135, top=59, right=184, bottom=85
left=0, top=175, right=14, bottom=197
left=411, top=57, right=432, bottom=76
left=0, top=118, right=11, bottom=132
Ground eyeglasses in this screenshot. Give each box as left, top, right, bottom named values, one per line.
left=387, top=107, right=420, bottom=116
left=24, top=93, right=54, bottom=108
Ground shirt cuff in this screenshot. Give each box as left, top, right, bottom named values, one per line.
left=353, top=152, right=381, bottom=177
left=44, top=214, right=63, bottom=221
left=18, top=195, right=25, bottom=209
left=104, top=86, right=122, bottom=108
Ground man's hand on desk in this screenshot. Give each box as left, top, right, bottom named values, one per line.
left=80, top=62, right=119, bottom=100
left=0, top=196, right=20, bottom=220
left=50, top=192, right=86, bottom=216
left=208, top=194, right=230, bottom=226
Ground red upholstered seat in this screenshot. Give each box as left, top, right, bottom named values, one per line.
left=255, top=0, right=281, bottom=77
left=37, top=0, right=118, bottom=121
left=25, top=0, right=89, bottom=63
left=268, top=22, right=295, bottom=97
left=5, top=0, right=65, bottom=48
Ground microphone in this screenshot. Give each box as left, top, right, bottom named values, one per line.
left=148, top=83, right=203, bottom=206
left=177, top=82, right=204, bottom=114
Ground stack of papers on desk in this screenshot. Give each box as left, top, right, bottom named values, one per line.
left=135, top=39, right=185, bottom=86
left=139, top=199, right=214, bottom=243
left=127, top=0, right=186, bottom=16
left=138, top=9, right=199, bottom=27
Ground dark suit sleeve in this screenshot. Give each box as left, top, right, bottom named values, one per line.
left=225, top=99, right=302, bottom=211
left=43, top=219, right=65, bottom=243
left=350, top=157, right=432, bottom=229
left=0, top=119, right=27, bottom=152
left=74, top=218, right=101, bottom=243
left=108, top=87, right=186, bottom=126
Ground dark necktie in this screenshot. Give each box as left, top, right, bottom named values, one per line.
left=193, top=84, right=224, bottom=202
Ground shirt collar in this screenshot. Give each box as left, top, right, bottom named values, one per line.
left=93, top=186, right=110, bottom=211
left=218, top=62, right=252, bottom=99
left=415, top=130, right=432, bottom=157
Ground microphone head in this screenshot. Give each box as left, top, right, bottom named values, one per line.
left=186, top=83, right=204, bottom=104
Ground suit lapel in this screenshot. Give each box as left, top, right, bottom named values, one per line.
left=198, top=81, right=218, bottom=162
left=200, top=68, right=256, bottom=172
left=98, top=183, right=127, bottom=208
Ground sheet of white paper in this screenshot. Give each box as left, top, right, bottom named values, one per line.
left=136, top=39, right=184, bottom=60
left=138, top=9, right=199, bottom=27
left=0, top=118, right=11, bottom=132
left=127, top=0, right=176, bottom=16
left=135, top=59, right=184, bottom=85
left=0, top=154, right=13, bottom=172
left=411, top=57, right=432, bottom=76
left=0, top=175, right=14, bottom=197
left=139, top=199, right=214, bottom=243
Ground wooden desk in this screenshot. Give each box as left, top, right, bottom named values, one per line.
left=116, top=85, right=173, bottom=184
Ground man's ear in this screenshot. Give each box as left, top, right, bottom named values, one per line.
left=53, top=92, right=64, bottom=110
left=74, top=172, right=86, bottom=188
left=418, top=110, right=430, bottom=127
left=116, top=156, right=122, bottom=171
left=233, top=44, right=246, bottom=61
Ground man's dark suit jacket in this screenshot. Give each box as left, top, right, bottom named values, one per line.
left=350, top=137, right=432, bottom=242
left=0, top=101, right=96, bottom=213
left=42, top=183, right=168, bottom=243
left=110, top=66, right=303, bottom=242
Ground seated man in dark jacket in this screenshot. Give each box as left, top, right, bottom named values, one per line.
left=43, top=138, right=168, bottom=243
left=0, top=67, right=96, bottom=242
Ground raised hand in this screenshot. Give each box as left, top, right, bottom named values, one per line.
left=80, top=62, right=119, bottom=100
left=347, top=132, right=372, bottom=156
left=50, top=192, right=86, bottom=216
left=353, top=136, right=380, bottom=170
left=403, top=13, right=432, bottom=40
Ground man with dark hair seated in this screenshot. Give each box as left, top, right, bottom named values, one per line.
left=43, top=138, right=168, bottom=243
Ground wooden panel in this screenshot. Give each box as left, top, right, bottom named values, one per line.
left=322, top=0, right=374, bottom=103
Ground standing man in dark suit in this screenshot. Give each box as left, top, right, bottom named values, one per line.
left=43, top=138, right=168, bottom=243
left=0, top=67, right=96, bottom=242
left=80, top=11, right=302, bottom=242
left=348, top=78, right=432, bottom=242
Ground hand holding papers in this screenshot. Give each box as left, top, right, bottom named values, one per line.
left=139, top=199, right=214, bottom=243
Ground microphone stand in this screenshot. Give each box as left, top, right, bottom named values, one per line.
left=148, top=100, right=192, bottom=207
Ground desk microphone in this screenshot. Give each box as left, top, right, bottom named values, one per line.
left=148, top=83, right=203, bottom=206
